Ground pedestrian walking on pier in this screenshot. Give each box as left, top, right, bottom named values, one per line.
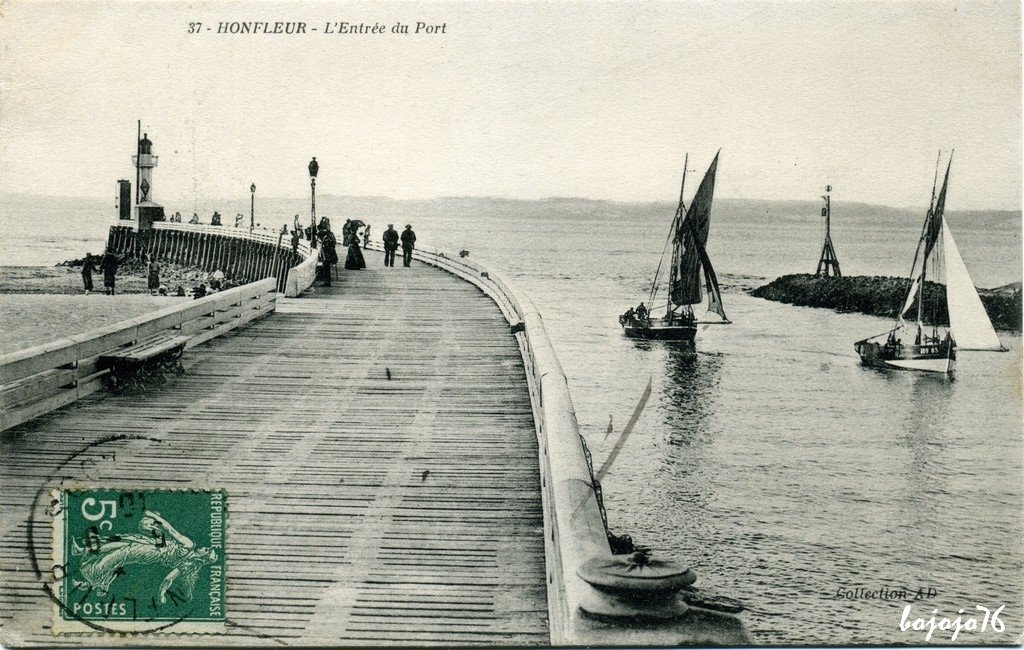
left=99, top=250, right=120, bottom=295
left=401, top=224, right=417, bottom=267
left=363, top=225, right=370, bottom=249
left=382, top=224, right=399, bottom=267
left=80, top=252, right=96, bottom=294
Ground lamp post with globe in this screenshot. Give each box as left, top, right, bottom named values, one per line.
left=250, top=183, right=256, bottom=232
left=308, top=157, right=319, bottom=248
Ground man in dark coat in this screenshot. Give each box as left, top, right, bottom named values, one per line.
left=98, top=250, right=120, bottom=295
left=382, top=224, right=399, bottom=267
left=319, top=227, right=338, bottom=286
left=400, top=225, right=416, bottom=267
left=80, top=253, right=96, bottom=294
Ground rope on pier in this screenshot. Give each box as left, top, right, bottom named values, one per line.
left=578, top=433, right=637, bottom=556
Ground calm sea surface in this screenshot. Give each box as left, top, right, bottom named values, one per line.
left=3, top=192, right=1022, bottom=644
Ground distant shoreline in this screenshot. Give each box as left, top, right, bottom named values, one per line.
left=750, top=274, right=1022, bottom=333
left=2, top=191, right=1022, bottom=216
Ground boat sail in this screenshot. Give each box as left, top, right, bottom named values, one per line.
left=620, top=152, right=730, bottom=341
left=854, top=154, right=1004, bottom=373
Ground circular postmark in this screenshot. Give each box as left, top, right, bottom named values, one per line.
left=28, top=434, right=226, bottom=635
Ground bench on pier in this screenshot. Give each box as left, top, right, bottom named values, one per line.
left=98, top=333, right=190, bottom=391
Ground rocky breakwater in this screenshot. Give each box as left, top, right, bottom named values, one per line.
left=750, top=274, right=1021, bottom=332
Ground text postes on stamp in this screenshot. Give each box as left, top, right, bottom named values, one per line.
left=52, top=488, right=226, bottom=634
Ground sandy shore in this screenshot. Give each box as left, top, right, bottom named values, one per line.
left=0, top=293, right=186, bottom=353
left=0, top=262, right=221, bottom=352
left=0, top=262, right=218, bottom=295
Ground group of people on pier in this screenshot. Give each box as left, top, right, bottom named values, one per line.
left=79, top=212, right=421, bottom=295
left=382, top=224, right=417, bottom=267
left=316, top=219, right=418, bottom=285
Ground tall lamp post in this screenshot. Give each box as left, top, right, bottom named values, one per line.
left=250, top=183, right=256, bottom=231
left=308, top=157, right=318, bottom=248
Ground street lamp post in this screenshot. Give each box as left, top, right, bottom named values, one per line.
left=308, top=157, right=318, bottom=248
left=250, top=183, right=256, bottom=231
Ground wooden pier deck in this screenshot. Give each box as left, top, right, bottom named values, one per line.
left=0, top=262, right=550, bottom=646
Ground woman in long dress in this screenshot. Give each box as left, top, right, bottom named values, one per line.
left=344, top=231, right=366, bottom=270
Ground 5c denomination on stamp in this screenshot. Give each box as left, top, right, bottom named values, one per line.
left=52, top=488, right=226, bottom=634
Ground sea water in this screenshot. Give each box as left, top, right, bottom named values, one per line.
left=2, top=192, right=1021, bottom=644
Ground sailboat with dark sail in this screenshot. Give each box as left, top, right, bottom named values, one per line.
left=619, top=152, right=730, bottom=340
left=854, top=153, right=1005, bottom=373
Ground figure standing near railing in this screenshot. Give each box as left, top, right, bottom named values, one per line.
left=189, top=213, right=200, bottom=224
left=363, top=225, right=370, bottom=249
left=401, top=225, right=417, bottom=267
left=383, top=224, right=399, bottom=267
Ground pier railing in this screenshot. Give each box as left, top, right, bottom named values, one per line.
left=108, top=222, right=316, bottom=297
left=0, top=278, right=277, bottom=433
left=366, top=243, right=747, bottom=645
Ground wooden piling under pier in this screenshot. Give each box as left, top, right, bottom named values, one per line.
left=0, top=263, right=550, bottom=646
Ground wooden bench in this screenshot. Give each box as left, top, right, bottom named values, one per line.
left=98, top=333, right=190, bottom=391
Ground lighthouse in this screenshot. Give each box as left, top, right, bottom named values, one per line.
left=130, top=126, right=165, bottom=229
left=134, top=133, right=157, bottom=204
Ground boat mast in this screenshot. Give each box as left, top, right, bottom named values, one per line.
left=652, top=155, right=689, bottom=312
left=670, top=154, right=689, bottom=315
left=915, top=151, right=942, bottom=342
left=647, top=156, right=688, bottom=311
left=678, top=153, right=689, bottom=211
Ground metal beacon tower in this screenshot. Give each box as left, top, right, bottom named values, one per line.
left=815, top=184, right=841, bottom=277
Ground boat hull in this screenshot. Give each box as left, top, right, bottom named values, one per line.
left=854, top=340, right=956, bottom=374
left=623, top=322, right=697, bottom=341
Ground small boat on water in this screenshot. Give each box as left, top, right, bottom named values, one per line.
left=854, top=154, right=1005, bottom=373
left=619, top=152, right=730, bottom=341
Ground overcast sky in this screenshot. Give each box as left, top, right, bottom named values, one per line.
left=1, top=1, right=1020, bottom=209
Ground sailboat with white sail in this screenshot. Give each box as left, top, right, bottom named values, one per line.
left=854, top=153, right=1005, bottom=373
left=619, top=152, right=730, bottom=341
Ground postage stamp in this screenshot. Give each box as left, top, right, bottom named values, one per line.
left=52, top=488, right=226, bottom=634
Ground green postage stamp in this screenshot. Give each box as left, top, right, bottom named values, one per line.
left=52, top=488, right=226, bottom=634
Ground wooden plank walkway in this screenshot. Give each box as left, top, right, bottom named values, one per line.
left=0, top=262, right=550, bottom=646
